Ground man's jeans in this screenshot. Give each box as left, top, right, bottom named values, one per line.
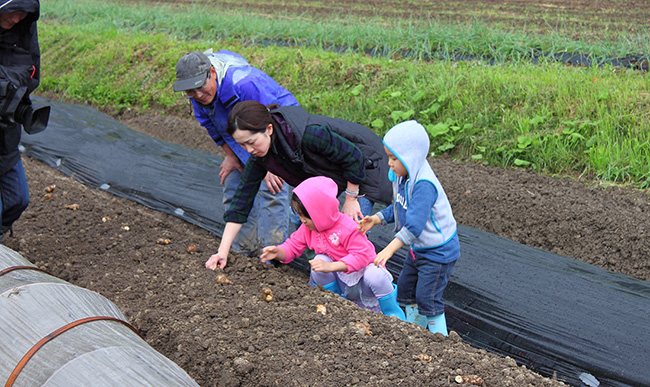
left=0, top=159, right=29, bottom=241
left=223, top=169, right=290, bottom=255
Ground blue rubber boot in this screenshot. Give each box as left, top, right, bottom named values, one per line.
left=405, top=304, right=428, bottom=327
left=378, top=284, right=406, bottom=321
left=322, top=280, right=343, bottom=296
left=427, top=313, right=448, bottom=336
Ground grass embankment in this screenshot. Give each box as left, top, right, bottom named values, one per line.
left=39, top=0, right=650, bottom=188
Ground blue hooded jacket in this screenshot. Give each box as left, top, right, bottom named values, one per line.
left=381, top=121, right=459, bottom=257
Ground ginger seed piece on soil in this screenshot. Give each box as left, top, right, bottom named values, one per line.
left=65, top=203, right=80, bottom=210
left=316, top=304, right=327, bottom=315
left=416, top=353, right=432, bottom=363
left=354, top=322, right=372, bottom=336
left=43, top=192, right=53, bottom=200
left=44, top=184, right=56, bottom=193
left=454, top=375, right=484, bottom=385
left=215, top=274, right=232, bottom=285
left=467, top=375, right=483, bottom=386
left=261, top=287, right=273, bottom=302
left=156, top=238, right=171, bottom=245
left=186, top=245, right=198, bottom=254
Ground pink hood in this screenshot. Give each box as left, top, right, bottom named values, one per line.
left=280, top=176, right=377, bottom=273
left=293, top=176, right=340, bottom=231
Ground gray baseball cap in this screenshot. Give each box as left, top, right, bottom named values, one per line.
left=173, top=51, right=212, bottom=92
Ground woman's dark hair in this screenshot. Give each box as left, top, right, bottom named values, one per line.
left=291, top=193, right=310, bottom=219
left=226, top=100, right=280, bottom=136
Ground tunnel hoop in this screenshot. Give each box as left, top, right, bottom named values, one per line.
left=5, top=316, right=144, bottom=387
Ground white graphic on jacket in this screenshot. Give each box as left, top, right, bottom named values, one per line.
left=328, top=232, right=341, bottom=246
left=395, top=191, right=407, bottom=210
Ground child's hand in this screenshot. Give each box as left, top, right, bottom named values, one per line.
left=206, top=253, right=227, bottom=270
left=374, top=238, right=403, bottom=267
left=260, top=246, right=279, bottom=263
left=357, top=215, right=379, bottom=235
left=310, top=258, right=336, bottom=273
left=310, top=258, right=348, bottom=273
left=374, top=250, right=392, bottom=268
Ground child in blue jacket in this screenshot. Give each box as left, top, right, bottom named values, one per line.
left=358, top=120, right=460, bottom=335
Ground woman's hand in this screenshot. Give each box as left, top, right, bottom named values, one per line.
left=357, top=215, right=380, bottom=235
left=342, top=196, right=363, bottom=221
left=205, top=252, right=228, bottom=270
left=263, top=172, right=285, bottom=194
left=208, top=222, right=243, bottom=269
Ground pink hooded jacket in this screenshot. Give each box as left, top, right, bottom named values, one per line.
left=278, top=176, right=377, bottom=273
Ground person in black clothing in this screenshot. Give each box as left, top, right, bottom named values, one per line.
left=0, top=0, right=49, bottom=243
left=205, top=100, right=392, bottom=269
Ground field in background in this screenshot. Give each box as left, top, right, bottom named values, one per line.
left=148, top=0, right=650, bottom=43
left=39, top=0, right=650, bottom=188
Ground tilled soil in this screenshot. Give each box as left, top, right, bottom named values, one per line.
left=4, top=109, right=647, bottom=386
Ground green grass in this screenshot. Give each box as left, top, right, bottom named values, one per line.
left=37, top=0, right=650, bottom=190
left=42, top=0, right=650, bottom=64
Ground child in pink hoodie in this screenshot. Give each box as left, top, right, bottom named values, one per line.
left=260, top=176, right=405, bottom=319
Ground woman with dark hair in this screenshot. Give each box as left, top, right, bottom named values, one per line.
left=205, top=100, right=392, bottom=269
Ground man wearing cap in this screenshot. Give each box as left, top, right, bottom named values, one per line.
left=174, top=49, right=298, bottom=256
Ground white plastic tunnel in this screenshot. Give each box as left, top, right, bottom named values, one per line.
left=0, top=245, right=199, bottom=387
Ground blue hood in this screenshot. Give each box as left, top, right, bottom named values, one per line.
left=382, top=120, right=430, bottom=184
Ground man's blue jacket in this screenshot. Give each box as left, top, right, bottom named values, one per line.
left=191, top=49, right=299, bottom=165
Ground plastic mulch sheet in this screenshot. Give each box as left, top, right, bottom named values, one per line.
left=20, top=97, right=650, bottom=387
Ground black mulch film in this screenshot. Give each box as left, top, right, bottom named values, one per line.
left=20, top=97, right=650, bottom=387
